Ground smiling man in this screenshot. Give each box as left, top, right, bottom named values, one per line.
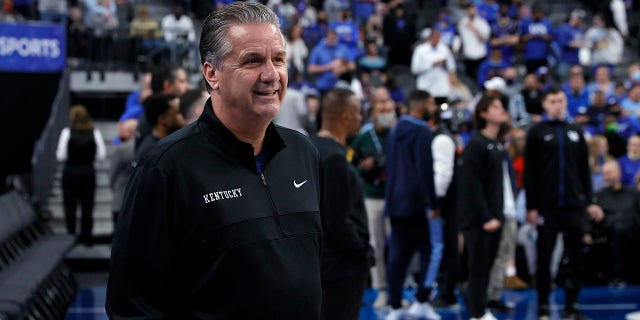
left=106, top=3, right=324, bottom=319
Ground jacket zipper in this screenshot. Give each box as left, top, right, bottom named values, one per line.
left=260, top=172, right=284, bottom=236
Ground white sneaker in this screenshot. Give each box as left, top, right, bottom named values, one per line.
left=470, top=311, right=498, bottom=320
left=385, top=308, right=404, bottom=320
left=373, top=290, right=389, bottom=309
left=406, top=301, right=441, bottom=320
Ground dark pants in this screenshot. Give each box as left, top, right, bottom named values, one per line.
left=607, top=221, right=636, bottom=279
left=436, top=209, right=460, bottom=301
left=321, top=273, right=368, bottom=320
left=463, top=227, right=501, bottom=318
left=387, top=215, right=431, bottom=309
left=536, top=209, right=584, bottom=310
left=62, top=165, right=96, bottom=244
left=463, top=58, right=485, bottom=82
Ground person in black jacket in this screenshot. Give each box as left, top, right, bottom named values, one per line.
left=585, top=160, right=640, bottom=287
left=524, top=87, right=593, bottom=320
left=458, top=95, right=511, bottom=320
left=312, top=88, right=372, bottom=320
left=106, top=3, right=324, bottom=318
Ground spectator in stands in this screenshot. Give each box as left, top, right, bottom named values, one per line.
left=286, top=23, right=309, bottom=78
left=351, top=86, right=396, bottom=309
left=67, top=5, right=89, bottom=65
left=587, top=65, right=617, bottom=102
left=434, top=8, right=459, bottom=52
left=136, top=64, right=190, bottom=149
left=109, top=118, right=137, bottom=226
left=490, top=6, right=519, bottom=66
left=358, top=39, right=387, bottom=75
left=589, top=134, right=613, bottom=193
left=562, top=66, right=590, bottom=119
left=351, top=0, right=375, bottom=26
left=587, top=90, right=611, bottom=128
left=524, top=88, right=592, bottom=320
left=130, top=5, right=163, bottom=61
left=555, top=9, right=586, bottom=80
left=85, top=0, right=119, bottom=74
left=459, top=95, right=510, bottom=320
left=521, top=73, right=544, bottom=122
left=134, top=93, right=185, bottom=163
left=618, top=135, right=640, bottom=187
left=519, top=6, right=553, bottom=74
left=114, top=73, right=152, bottom=146
left=312, top=88, right=371, bottom=320
left=384, top=90, right=439, bottom=320
left=107, top=4, right=325, bottom=317
left=56, top=105, right=107, bottom=245
left=274, top=84, right=308, bottom=133
left=477, top=0, right=500, bottom=25
left=411, top=28, right=456, bottom=106
left=303, top=10, right=329, bottom=49
left=329, top=5, right=361, bottom=59
left=161, top=3, right=197, bottom=69
left=477, top=49, right=510, bottom=89
left=584, top=13, right=624, bottom=68
left=458, top=2, right=491, bottom=81
left=0, top=0, right=25, bottom=22
left=586, top=160, right=640, bottom=287
left=179, top=88, right=208, bottom=125
left=621, top=82, right=640, bottom=119
left=382, top=3, right=417, bottom=67
left=307, top=29, right=354, bottom=95
left=624, top=63, right=640, bottom=88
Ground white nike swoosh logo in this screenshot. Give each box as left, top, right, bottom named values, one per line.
left=294, top=180, right=308, bottom=188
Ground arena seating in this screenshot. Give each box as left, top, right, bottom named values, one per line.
left=0, top=191, right=77, bottom=319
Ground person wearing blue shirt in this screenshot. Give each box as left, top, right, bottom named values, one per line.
left=622, top=83, right=640, bottom=120
left=329, top=7, right=362, bottom=59
left=519, top=6, right=553, bottom=73
left=307, top=29, right=355, bottom=94
left=477, top=0, right=499, bottom=25
left=351, top=0, right=375, bottom=26
left=303, top=11, right=330, bottom=49
left=562, top=67, right=590, bottom=118
left=477, top=49, right=511, bottom=88
left=490, top=10, right=519, bottom=65
left=434, top=8, right=458, bottom=50
left=618, top=135, right=640, bottom=187
left=554, top=10, right=586, bottom=80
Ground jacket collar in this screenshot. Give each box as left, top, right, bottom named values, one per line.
left=196, top=98, right=286, bottom=171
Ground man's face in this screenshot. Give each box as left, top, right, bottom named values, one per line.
left=542, top=92, right=567, bottom=119
left=602, top=162, right=621, bottom=187
left=208, top=23, right=288, bottom=123
left=628, top=136, right=640, bottom=155
left=371, top=88, right=395, bottom=119
left=170, top=68, right=190, bottom=97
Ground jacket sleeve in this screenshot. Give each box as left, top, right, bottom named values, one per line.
left=106, top=164, right=178, bottom=319
left=417, top=128, right=437, bottom=211
left=461, top=140, right=493, bottom=224
left=577, top=129, right=593, bottom=204
left=320, top=154, right=368, bottom=252
left=524, top=127, right=539, bottom=210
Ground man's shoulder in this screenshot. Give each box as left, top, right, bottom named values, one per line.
left=276, top=125, right=319, bottom=157
left=138, top=123, right=203, bottom=168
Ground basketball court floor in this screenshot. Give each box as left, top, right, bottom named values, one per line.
left=65, top=285, right=640, bottom=319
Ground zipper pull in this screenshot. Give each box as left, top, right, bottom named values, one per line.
left=260, top=173, right=267, bottom=186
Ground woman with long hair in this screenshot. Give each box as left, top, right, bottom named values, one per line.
left=458, top=95, right=512, bottom=320
left=56, top=105, right=106, bottom=245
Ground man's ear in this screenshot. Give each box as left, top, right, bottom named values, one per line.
left=203, top=61, right=219, bottom=91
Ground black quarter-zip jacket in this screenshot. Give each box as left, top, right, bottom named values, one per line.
left=106, top=99, right=323, bottom=319
left=524, top=120, right=592, bottom=212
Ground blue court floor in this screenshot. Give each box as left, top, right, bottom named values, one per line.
left=66, top=286, right=640, bottom=319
